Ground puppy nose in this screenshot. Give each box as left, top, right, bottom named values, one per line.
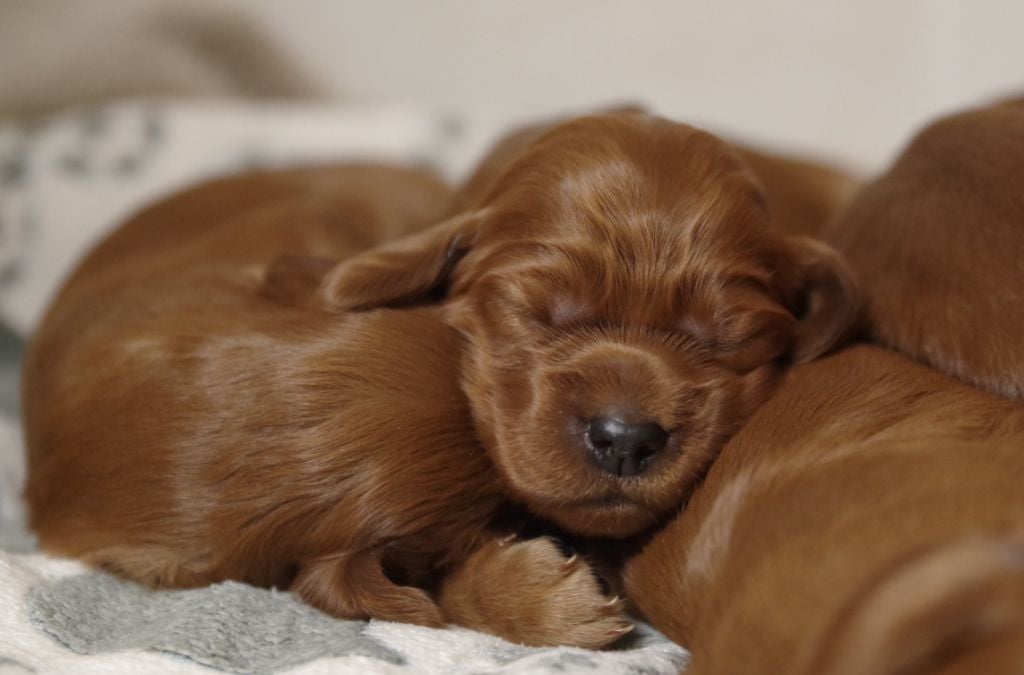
left=586, top=417, right=667, bottom=477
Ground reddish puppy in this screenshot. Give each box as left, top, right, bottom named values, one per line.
left=824, top=98, right=1024, bottom=400
left=626, top=100, right=1024, bottom=674
left=626, top=345, right=1024, bottom=675
left=24, top=111, right=858, bottom=647
left=317, top=111, right=859, bottom=539
left=24, top=165, right=511, bottom=628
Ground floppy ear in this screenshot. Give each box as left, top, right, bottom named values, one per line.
left=783, top=236, right=861, bottom=363
left=313, top=210, right=482, bottom=312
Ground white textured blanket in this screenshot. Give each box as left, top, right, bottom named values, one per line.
left=0, top=102, right=688, bottom=674
left=0, top=546, right=685, bottom=674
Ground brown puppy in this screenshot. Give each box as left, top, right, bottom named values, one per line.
left=24, top=164, right=635, bottom=649
left=24, top=111, right=858, bottom=647
left=824, top=99, right=1024, bottom=400
left=626, top=100, right=1024, bottom=672
left=315, top=110, right=858, bottom=540
left=22, top=165, right=498, bottom=619
left=733, top=144, right=858, bottom=238
left=625, top=345, right=1024, bottom=675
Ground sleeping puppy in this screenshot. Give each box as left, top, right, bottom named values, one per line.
left=624, top=344, right=1024, bottom=675
left=26, top=164, right=629, bottom=648
left=24, top=110, right=858, bottom=647
left=313, top=110, right=858, bottom=539
left=22, top=164, right=511, bottom=627
left=824, top=98, right=1024, bottom=400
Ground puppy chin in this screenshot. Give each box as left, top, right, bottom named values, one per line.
left=534, top=497, right=660, bottom=538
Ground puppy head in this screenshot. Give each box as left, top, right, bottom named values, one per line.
left=312, top=113, right=859, bottom=537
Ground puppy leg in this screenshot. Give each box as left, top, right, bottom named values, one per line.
left=292, top=548, right=444, bottom=626
left=439, top=535, right=632, bottom=648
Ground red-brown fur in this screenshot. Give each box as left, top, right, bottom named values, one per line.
left=734, top=143, right=858, bottom=238
left=452, top=108, right=860, bottom=240
left=314, top=111, right=858, bottom=539
left=625, top=345, right=1024, bottom=675
left=625, top=101, right=1024, bottom=674
left=23, top=165, right=505, bottom=627
left=23, top=164, right=638, bottom=647
left=23, top=111, right=859, bottom=647
left=824, top=99, right=1024, bottom=400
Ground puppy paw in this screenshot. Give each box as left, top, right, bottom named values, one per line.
left=439, top=536, right=632, bottom=648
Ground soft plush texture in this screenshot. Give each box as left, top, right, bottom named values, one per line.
left=0, top=547, right=685, bottom=674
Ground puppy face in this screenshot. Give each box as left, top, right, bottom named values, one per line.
left=315, top=113, right=859, bottom=537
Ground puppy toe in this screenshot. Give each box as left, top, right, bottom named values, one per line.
left=440, top=536, right=630, bottom=648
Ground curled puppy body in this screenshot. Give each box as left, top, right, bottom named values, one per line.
left=625, top=344, right=1024, bottom=675
left=824, top=98, right=1024, bottom=400
left=24, top=165, right=500, bottom=625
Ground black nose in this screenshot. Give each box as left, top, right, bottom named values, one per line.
left=586, top=417, right=668, bottom=477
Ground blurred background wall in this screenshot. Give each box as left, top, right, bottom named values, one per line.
left=241, top=0, right=1024, bottom=170
left=2, top=0, right=1023, bottom=171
